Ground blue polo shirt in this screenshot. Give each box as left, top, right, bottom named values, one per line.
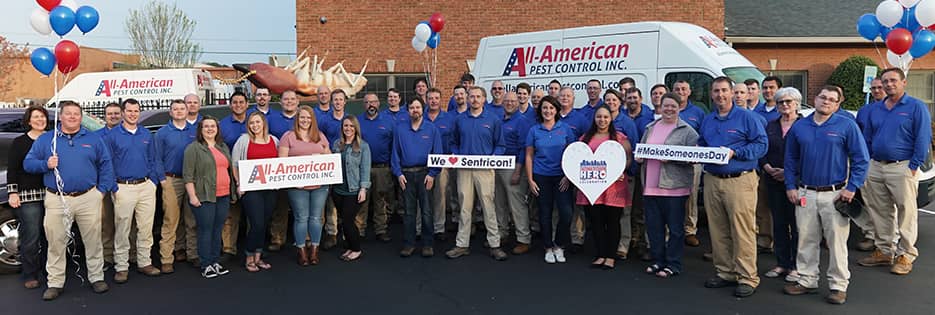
left=560, top=110, right=590, bottom=138
left=391, top=120, right=443, bottom=178
left=313, top=105, right=332, bottom=126
left=246, top=104, right=280, bottom=118
left=448, top=96, right=458, bottom=112
left=319, top=111, right=346, bottom=144
left=104, top=124, right=165, bottom=185
left=628, top=104, right=656, bottom=140
left=863, top=93, right=933, bottom=170
left=219, top=114, right=247, bottom=149
left=267, top=111, right=296, bottom=139
left=754, top=102, right=781, bottom=122
left=94, top=126, right=115, bottom=138
left=186, top=114, right=203, bottom=126
left=856, top=103, right=875, bottom=130
left=739, top=106, right=768, bottom=129
left=697, top=105, right=768, bottom=175
left=613, top=113, right=641, bottom=175
left=155, top=121, right=196, bottom=176
left=486, top=103, right=506, bottom=119
left=502, top=112, right=534, bottom=164
left=24, top=127, right=116, bottom=193
left=525, top=121, right=576, bottom=176
left=835, top=108, right=856, bottom=121
left=784, top=113, right=869, bottom=192
left=427, top=110, right=455, bottom=154
left=576, top=100, right=605, bottom=122
left=520, top=105, right=537, bottom=122
left=679, top=101, right=706, bottom=131
left=452, top=109, right=505, bottom=155
left=381, top=106, right=410, bottom=125
left=358, top=112, right=395, bottom=164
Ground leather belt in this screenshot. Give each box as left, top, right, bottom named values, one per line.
left=165, top=172, right=182, bottom=178
left=402, top=166, right=427, bottom=172
left=874, top=159, right=905, bottom=164
left=372, top=163, right=389, bottom=168
left=799, top=183, right=845, bottom=192
left=708, top=170, right=753, bottom=179
left=46, top=187, right=93, bottom=197
left=118, top=178, right=148, bottom=185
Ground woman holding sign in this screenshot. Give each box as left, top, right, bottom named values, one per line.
left=525, top=96, right=577, bottom=264
left=280, top=105, right=331, bottom=266
left=331, top=116, right=371, bottom=262
left=576, top=106, right=632, bottom=270
left=637, top=92, right=698, bottom=278
left=232, top=112, right=280, bottom=272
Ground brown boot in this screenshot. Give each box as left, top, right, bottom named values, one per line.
left=308, top=245, right=320, bottom=265
left=297, top=246, right=309, bottom=266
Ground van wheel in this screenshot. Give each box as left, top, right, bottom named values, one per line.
left=0, top=207, right=22, bottom=274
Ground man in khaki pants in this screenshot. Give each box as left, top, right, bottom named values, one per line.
left=155, top=100, right=198, bottom=273
left=95, top=102, right=122, bottom=265
left=697, top=77, right=767, bottom=298
left=858, top=68, right=932, bottom=275
left=494, top=92, right=533, bottom=254
left=25, top=101, right=113, bottom=300
left=103, top=99, right=164, bottom=282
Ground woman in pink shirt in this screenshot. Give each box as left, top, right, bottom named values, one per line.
left=576, top=106, right=631, bottom=270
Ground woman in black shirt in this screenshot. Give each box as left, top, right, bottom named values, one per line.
left=6, top=106, right=50, bottom=289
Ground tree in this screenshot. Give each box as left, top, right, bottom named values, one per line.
left=125, top=1, right=202, bottom=68
left=826, top=55, right=880, bottom=110
left=0, top=36, right=29, bottom=100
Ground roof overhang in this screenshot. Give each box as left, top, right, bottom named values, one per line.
left=725, top=36, right=880, bottom=44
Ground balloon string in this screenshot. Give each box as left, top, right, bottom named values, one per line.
left=874, top=42, right=886, bottom=69
left=50, top=69, right=84, bottom=286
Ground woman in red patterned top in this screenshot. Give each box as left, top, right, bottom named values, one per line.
left=232, top=112, right=279, bottom=272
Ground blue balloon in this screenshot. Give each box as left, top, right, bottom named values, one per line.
left=907, top=7, right=921, bottom=31
left=910, top=29, right=935, bottom=58
left=427, top=32, right=440, bottom=49
left=857, top=13, right=883, bottom=40
left=49, top=6, right=75, bottom=37
left=30, top=48, right=56, bottom=76
left=75, top=6, right=100, bottom=34
left=881, top=25, right=894, bottom=40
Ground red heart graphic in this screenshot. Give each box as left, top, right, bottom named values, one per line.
left=448, top=156, right=459, bottom=165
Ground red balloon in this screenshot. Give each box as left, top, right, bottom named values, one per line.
left=54, top=40, right=80, bottom=74
left=37, top=0, right=61, bottom=11
left=887, top=28, right=914, bottom=55
left=429, top=13, right=445, bottom=33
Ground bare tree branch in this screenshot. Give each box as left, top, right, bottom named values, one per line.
left=0, top=36, right=29, bottom=100
left=125, top=0, right=203, bottom=68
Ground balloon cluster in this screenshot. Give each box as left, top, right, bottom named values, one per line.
left=411, top=13, right=445, bottom=53
left=28, top=0, right=100, bottom=76
left=856, top=0, right=935, bottom=70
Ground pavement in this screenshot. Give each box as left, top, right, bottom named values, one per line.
left=2, top=213, right=933, bottom=315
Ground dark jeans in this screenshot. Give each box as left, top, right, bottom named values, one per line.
left=242, top=190, right=276, bottom=255
left=192, top=196, right=230, bottom=267
left=333, top=192, right=362, bottom=252
left=402, top=169, right=433, bottom=247
left=644, top=195, right=688, bottom=273
left=585, top=204, right=622, bottom=258
left=13, top=201, right=47, bottom=281
left=534, top=174, right=573, bottom=249
left=766, top=178, right=798, bottom=270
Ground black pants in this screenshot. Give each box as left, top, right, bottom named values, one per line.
left=333, top=192, right=362, bottom=251
left=585, top=204, right=622, bottom=258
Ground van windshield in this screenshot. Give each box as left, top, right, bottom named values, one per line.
left=723, top=67, right=765, bottom=85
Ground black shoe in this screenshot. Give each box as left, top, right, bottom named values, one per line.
left=434, top=232, right=447, bottom=242
left=376, top=233, right=392, bottom=243
left=221, top=253, right=236, bottom=263
left=734, top=284, right=756, bottom=297
left=569, top=244, right=583, bottom=254
left=704, top=277, right=738, bottom=288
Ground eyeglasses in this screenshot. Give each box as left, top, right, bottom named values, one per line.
left=778, top=99, right=796, bottom=105
left=491, top=87, right=504, bottom=90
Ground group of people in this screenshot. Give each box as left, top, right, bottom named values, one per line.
left=6, top=70, right=929, bottom=305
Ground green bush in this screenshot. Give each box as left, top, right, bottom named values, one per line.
left=826, top=56, right=880, bottom=110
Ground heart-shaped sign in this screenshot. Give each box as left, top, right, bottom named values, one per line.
left=561, top=141, right=627, bottom=205
left=448, top=156, right=459, bottom=165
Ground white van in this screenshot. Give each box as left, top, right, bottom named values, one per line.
left=46, top=68, right=217, bottom=113
left=473, top=21, right=764, bottom=112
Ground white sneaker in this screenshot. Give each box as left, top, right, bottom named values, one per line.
left=785, top=270, right=800, bottom=283
left=544, top=248, right=556, bottom=264
left=213, top=263, right=229, bottom=275
left=553, top=247, right=566, bottom=263
left=202, top=265, right=218, bottom=279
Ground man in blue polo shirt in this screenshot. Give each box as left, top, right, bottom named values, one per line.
left=96, top=102, right=121, bottom=266
left=623, top=87, right=654, bottom=261
left=319, top=89, right=350, bottom=249
left=698, top=77, right=767, bottom=298
left=26, top=100, right=114, bottom=300
left=104, top=98, right=165, bottom=282
left=673, top=80, right=707, bottom=248
left=184, top=94, right=203, bottom=125
left=858, top=68, right=932, bottom=276
left=577, top=79, right=605, bottom=122
left=495, top=91, right=534, bottom=255
left=449, top=85, right=468, bottom=115
left=266, top=90, right=299, bottom=252
left=782, top=85, right=869, bottom=305
left=516, top=82, right=537, bottom=122
left=219, top=92, right=248, bottom=259
left=735, top=83, right=771, bottom=255
left=357, top=92, right=395, bottom=242
left=754, top=76, right=782, bottom=123
left=558, top=87, right=589, bottom=138
left=268, top=90, right=299, bottom=138
left=425, top=88, right=456, bottom=240
left=314, top=85, right=332, bottom=125
left=155, top=100, right=198, bottom=273
left=383, top=88, right=410, bottom=124
left=486, top=80, right=507, bottom=118
left=448, top=73, right=474, bottom=112
left=446, top=86, right=509, bottom=261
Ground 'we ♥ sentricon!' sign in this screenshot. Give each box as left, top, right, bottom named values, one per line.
left=562, top=141, right=627, bottom=205
left=427, top=154, right=516, bottom=169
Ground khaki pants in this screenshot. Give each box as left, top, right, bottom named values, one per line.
left=222, top=201, right=241, bottom=255
left=796, top=189, right=850, bottom=291
left=455, top=169, right=500, bottom=248
left=324, top=194, right=339, bottom=236
left=494, top=168, right=531, bottom=244
left=114, top=182, right=157, bottom=271
left=629, top=172, right=646, bottom=248
left=358, top=165, right=394, bottom=236
left=863, top=160, right=919, bottom=261
left=704, top=172, right=760, bottom=287
left=45, top=189, right=105, bottom=288
left=159, top=177, right=197, bottom=265
left=685, top=164, right=702, bottom=235
left=755, top=175, right=773, bottom=249
left=428, top=168, right=450, bottom=233
left=101, top=192, right=115, bottom=263
left=269, top=190, right=290, bottom=246
left=615, top=178, right=635, bottom=254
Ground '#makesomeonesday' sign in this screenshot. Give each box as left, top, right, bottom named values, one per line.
left=427, top=155, right=516, bottom=169
left=633, top=144, right=730, bottom=165
left=237, top=154, right=343, bottom=191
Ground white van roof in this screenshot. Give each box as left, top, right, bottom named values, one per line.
left=48, top=68, right=214, bottom=106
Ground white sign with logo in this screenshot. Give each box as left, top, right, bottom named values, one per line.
left=237, top=154, right=343, bottom=192
left=561, top=141, right=627, bottom=205
left=633, top=144, right=730, bottom=165
left=427, top=154, right=516, bottom=169
left=862, top=66, right=878, bottom=93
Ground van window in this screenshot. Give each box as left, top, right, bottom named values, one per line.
left=665, top=72, right=713, bottom=113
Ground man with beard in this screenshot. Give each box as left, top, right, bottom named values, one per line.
left=357, top=93, right=396, bottom=242
left=425, top=88, right=456, bottom=240
left=394, top=97, right=444, bottom=257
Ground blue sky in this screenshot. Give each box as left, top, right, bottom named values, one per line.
left=1, top=0, right=296, bottom=65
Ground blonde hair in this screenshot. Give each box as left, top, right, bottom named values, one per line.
left=246, top=111, right=270, bottom=141
left=338, top=115, right=362, bottom=152
left=293, top=105, right=321, bottom=143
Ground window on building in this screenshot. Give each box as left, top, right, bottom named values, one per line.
left=355, top=73, right=428, bottom=103
left=773, top=71, right=808, bottom=101
left=907, top=71, right=935, bottom=106
left=665, top=72, right=713, bottom=113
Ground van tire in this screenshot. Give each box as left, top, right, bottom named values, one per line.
left=0, top=207, right=22, bottom=275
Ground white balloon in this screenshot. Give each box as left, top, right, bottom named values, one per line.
left=887, top=49, right=913, bottom=71
left=901, top=0, right=921, bottom=8
left=60, top=0, right=78, bottom=10
left=414, top=23, right=432, bottom=42
left=29, top=8, right=52, bottom=35
left=877, top=0, right=905, bottom=27
left=917, top=0, right=935, bottom=27
left=412, top=36, right=427, bottom=52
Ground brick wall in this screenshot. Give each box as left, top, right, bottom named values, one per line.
left=296, top=0, right=724, bottom=97
left=3, top=47, right=139, bottom=103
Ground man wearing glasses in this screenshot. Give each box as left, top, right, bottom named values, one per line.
left=577, top=79, right=604, bottom=121
left=486, top=81, right=507, bottom=118
left=358, top=93, right=396, bottom=242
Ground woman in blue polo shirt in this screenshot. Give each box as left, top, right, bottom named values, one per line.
left=525, top=96, right=577, bottom=264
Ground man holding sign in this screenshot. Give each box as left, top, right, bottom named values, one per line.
left=698, top=77, right=768, bottom=298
